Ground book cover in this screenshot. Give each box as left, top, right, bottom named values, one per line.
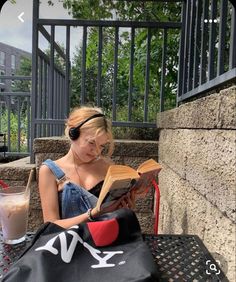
left=95, top=159, right=162, bottom=211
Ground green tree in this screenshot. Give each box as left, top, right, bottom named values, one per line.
left=11, top=56, right=31, bottom=115
left=6, top=56, right=32, bottom=151
left=49, top=0, right=181, bottom=124
left=13, top=56, right=32, bottom=92
left=59, top=0, right=181, bottom=22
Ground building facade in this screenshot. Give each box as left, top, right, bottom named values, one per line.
left=0, top=42, right=31, bottom=93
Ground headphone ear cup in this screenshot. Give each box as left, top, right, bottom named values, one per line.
left=68, top=113, right=104, bottom=141
left=69, top=127, right=80, bottom=140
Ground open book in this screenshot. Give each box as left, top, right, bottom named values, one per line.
left=95, top=159, right=162, bottom=211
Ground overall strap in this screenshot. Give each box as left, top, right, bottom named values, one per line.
left=42, top=159, right=67, bottom=184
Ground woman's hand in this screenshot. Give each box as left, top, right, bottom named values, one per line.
left=119, top=191, right=136, bottom=209
left=97, top=191, right=136, bottom=215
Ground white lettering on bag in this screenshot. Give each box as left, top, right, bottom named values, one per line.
left=35, top=226, right=124, bottom=268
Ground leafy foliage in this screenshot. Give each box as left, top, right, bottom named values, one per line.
left=0, top=110, right=28, bottom=152
left=11, top=56, right=32, bottom=115
left=0, top=56, right=31, bottom=152
left=45, top=1, right=182, bottom=138
left=12, top=56, right=32, bottom=92
left=58, top=0, right=181, bottom=22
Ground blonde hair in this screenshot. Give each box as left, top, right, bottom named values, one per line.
left=65, top=106, right=114, bottom=156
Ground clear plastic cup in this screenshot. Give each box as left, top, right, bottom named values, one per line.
left=0, top=186, right=30, bottom=244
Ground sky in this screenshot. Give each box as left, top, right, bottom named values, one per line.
left=0, top=0, right=82, bottom=58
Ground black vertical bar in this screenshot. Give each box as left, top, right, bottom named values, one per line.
left=57, top=71, right=60, bottom=135
left=46, top=63, right=50, bottom=136
left=4, top=133, right=6, bottom=157
left=193, top=0, right=202, bottom=88
left=61, top=76, right=65, bottom=133
left=160, top=29, right=167, bottom=112
left=27, top=96, right=30, bottom=151
left=59, top=74, right=63, bottom=125
left=208, top=0, right=217, bottom=80
left=42, top=59, right=47, bottom=136
left=200, top=0, right=209, bottom=84
left=229, top=4, right=236, bottom=69
left=37, top=56, right=42, bottom=137
left=56, top=70, right=59, bottom=134
left=144, top=28, right=151, bottom=121
left=217, top=0, right=228, bottom=76
left=58, top=74, right=61, bottom=123
left=31, top=0, right=39, bottom=162
left=49, top=25, right=55, bottom=136
left=113, top=27, right=119, bottom=122
left=97, top=26, right=103, bottom=107
left=128, top=27, right=135, bottom=121
left=187, top=0, right=196, bottom=91
left=53, top=69, right=57, bottom=120
left=177, top=0, right=187, bottom=103
left=65, top=26, right=70, bottom=116
left=17, top=97, right=20, bottom=152
left=61, top=74, right=63, bottom=122
left=81, top=26, right=87, bottom=104
left=55, top=71, right=58, bottom=126
left=57, top=73, right=60, bottom=135
left=7, top=96, right=10, bottom=151
left=182, top=0, right=191, bottom=94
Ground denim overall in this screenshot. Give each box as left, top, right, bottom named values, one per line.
left=42, top=159, right=99, bottom=219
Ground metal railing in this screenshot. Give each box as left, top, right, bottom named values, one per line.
left=31, top=0, right=182, bottom=141
left=30, top=0, right=183, bottom=162
left=177, top=0, right=236, bottom=102
left=1, top=0, right=235, bottom=159
left=0, top=75, right=31, bottom=156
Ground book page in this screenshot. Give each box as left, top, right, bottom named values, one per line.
left=137, top=159, right=162, bottom=174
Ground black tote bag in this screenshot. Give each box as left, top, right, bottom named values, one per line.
left=3, top=209, right=160, bottom=282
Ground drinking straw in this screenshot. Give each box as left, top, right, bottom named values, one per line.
left=25, top=169, right=34, bottom=195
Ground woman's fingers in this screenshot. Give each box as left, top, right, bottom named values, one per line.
left=103, top=191, right=136, bottom=213
left=119, top=192, right=135, bottom=209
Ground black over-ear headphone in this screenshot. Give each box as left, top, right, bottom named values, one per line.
left=69, top=113, right=105, bottom=140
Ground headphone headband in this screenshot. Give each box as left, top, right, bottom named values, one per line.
left=69, top=113, right=105, bottom=140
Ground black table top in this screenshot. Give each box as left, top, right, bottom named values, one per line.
left=0, top=232, right=228, bottom=281
left=143, top=234, right=228, bottom=281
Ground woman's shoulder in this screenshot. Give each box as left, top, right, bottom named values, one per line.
left=40, top=158, right=65, bottom=175
left=39, top=162, right=53, bottom=177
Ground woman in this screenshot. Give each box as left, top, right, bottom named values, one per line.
left=39, top=106, right=134, bottom=229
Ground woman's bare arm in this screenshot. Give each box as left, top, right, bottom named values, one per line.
left=39, top=165, right=93, bottom=229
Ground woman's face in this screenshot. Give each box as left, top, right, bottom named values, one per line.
left=72, top=129, right=109, bottom=163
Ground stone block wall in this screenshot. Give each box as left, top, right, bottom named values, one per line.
left=0, top=139, right=159, bottom=234
left=156, top=86, right=236, bottom=281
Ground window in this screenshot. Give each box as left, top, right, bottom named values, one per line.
left=11, top=55, right=16, bottom=69
left=0, top=70, right=5, bottom=85
left=0, top=51, right=5, bottom=66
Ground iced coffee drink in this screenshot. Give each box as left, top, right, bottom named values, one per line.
left=0, top=186, right=30, bottom=244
